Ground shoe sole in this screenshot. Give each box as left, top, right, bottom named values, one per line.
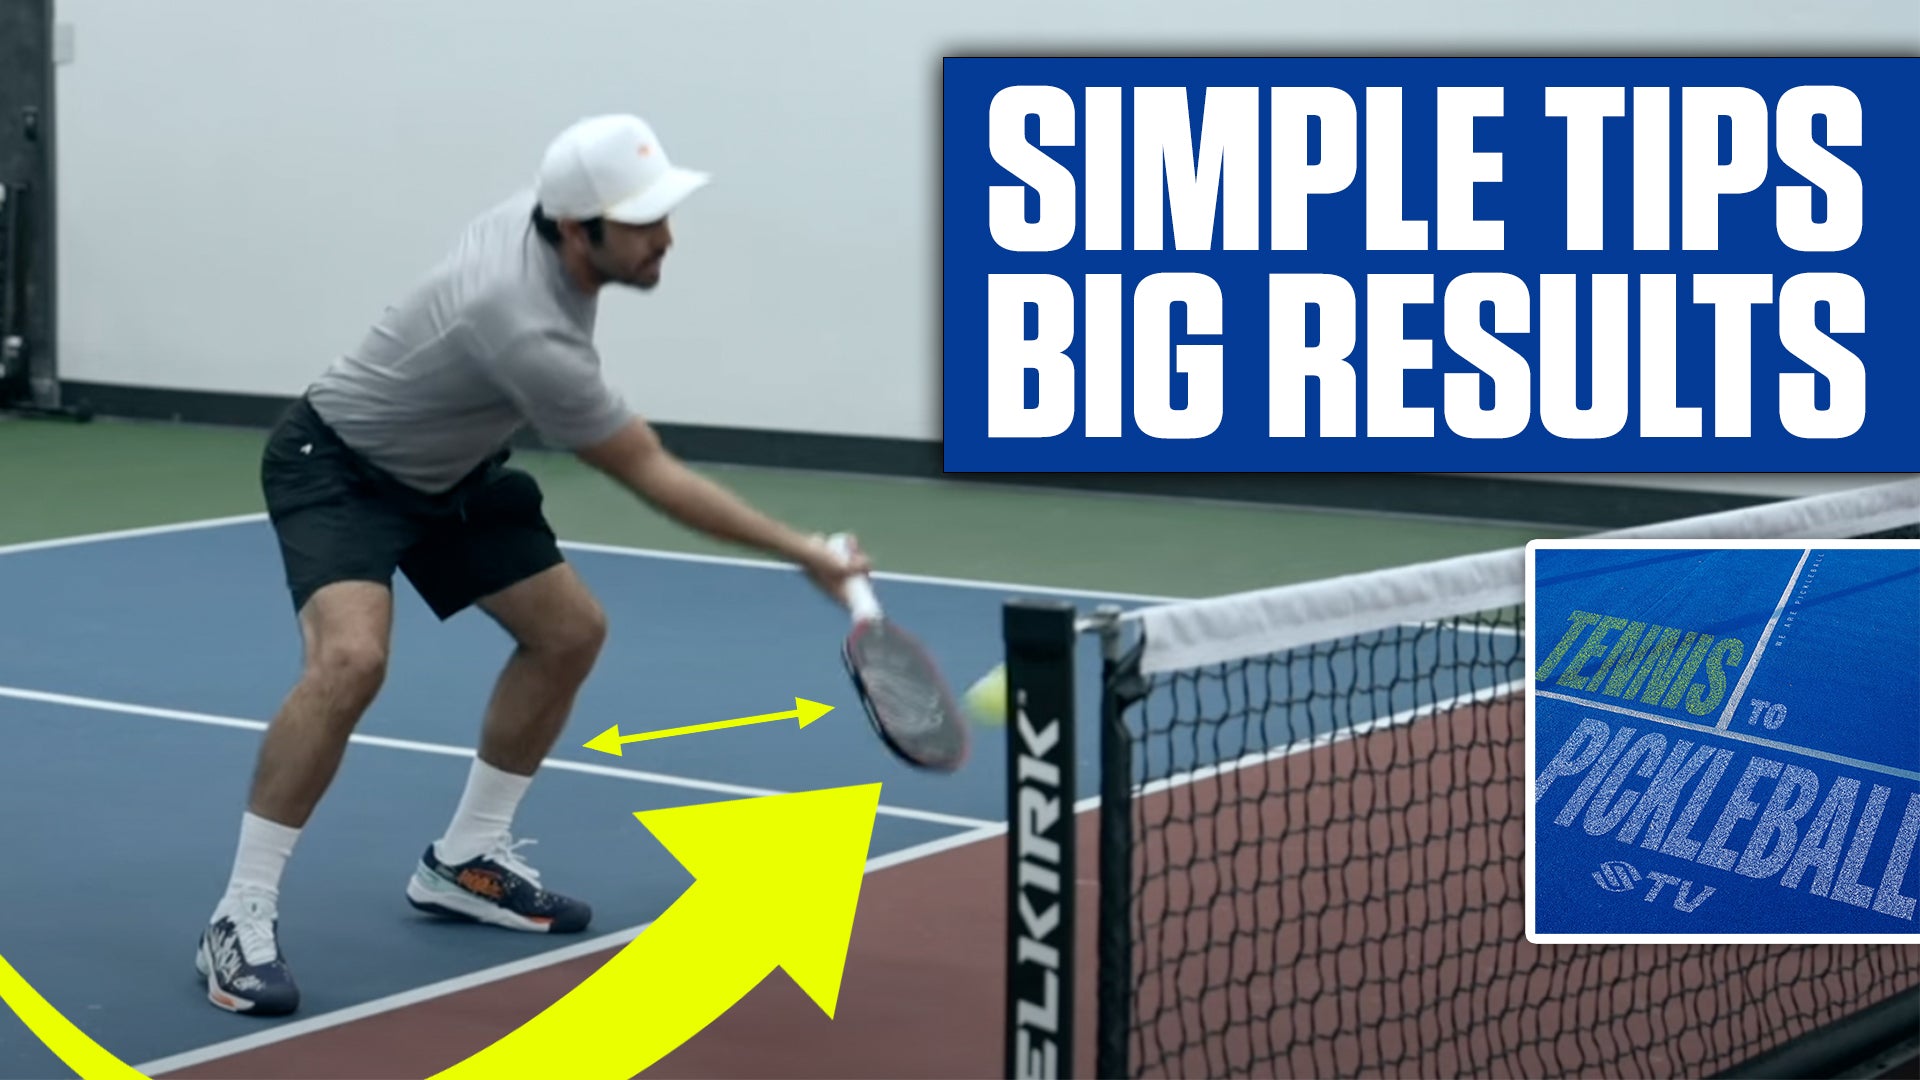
left=405, top=865, right=586, bottom=933
left=194, top=937, right=298, bottom=1017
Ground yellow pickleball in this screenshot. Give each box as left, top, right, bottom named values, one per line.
left=962, top=662, right=1008, bottom=726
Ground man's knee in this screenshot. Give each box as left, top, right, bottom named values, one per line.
left=539, top=598, right=608, bottom=669
left=308, top=637, right=389, bottom=703
left=297, top=581, right=393, bottom=706
left=485, top=566, right=609, bottom=671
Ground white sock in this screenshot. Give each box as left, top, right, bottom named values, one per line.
left=220, top=812, right=301, bottom=910
left=435, top=757, right=534, bottom=865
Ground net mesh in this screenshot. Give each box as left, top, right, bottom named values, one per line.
left=1101, top=481, right=1920, bottom=1079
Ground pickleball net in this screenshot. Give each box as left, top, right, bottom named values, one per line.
left=1002, top=478, right=1920, bottom=1079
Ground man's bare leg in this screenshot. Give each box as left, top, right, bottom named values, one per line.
left=199, top=579, right=393, bottom=1016
left=473, top=561, right=608, bottom=775
left=249, top=581, right=395, bottom=825
left=407, top=562, right=605, bottom=934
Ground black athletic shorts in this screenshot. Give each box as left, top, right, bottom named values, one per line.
left=260, top=395, right=565, bottom=620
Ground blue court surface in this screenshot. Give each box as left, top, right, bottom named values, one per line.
left=1527, top=542, right=1920, bottom=940
left=0, top=517, right=1156, bottom=1078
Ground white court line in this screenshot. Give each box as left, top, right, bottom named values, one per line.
left=0, top=510, right=1179, bottom=605
left=0, top=685, right=993, bottom=832
left=1537, top=689, right=1920, bottom=783
left=0, top=512, right=266, bottom=557
left=133, top=820, right=1005, bottom=1078
left=0, top=509, right=1532, bottom=630
left=557, top=539, right=1179, bottom=605
left=1715, top=547, right=1811, bottom=730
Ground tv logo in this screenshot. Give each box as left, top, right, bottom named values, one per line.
left=1592, top=861, right=1716, bottom=912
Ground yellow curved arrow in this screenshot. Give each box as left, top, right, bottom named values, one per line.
left=431, top=781, right=880, bottom=1078
left=0, top=782, right=884, bottom=1080
left=0, top=956, right=147, bottom=1080
left=584, top=697, right=835, bottom=757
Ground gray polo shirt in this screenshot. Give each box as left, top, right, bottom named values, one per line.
left=305, top=188, right=634, bottom=493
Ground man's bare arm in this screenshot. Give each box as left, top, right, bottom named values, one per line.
left=574, top=416, right=867, bottom=599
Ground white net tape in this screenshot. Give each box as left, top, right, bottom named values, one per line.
left=1127, top=477, right=1920, bottom=675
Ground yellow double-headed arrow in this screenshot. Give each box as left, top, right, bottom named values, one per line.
left=583, top=698, right=835, bottom=757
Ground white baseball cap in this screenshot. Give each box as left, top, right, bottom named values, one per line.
left=535, top=114, right=711, bottom=225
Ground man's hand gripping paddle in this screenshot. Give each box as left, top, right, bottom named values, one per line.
left=825, top=533, right=970, bottom=772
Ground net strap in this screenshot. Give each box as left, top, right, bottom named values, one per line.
left=1127, top=477, right=1920, bottom=675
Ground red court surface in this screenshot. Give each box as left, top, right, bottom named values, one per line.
left=157, top=822, right=1093, bottom=1080
left=1122, top=694, right=1920, bottom=1079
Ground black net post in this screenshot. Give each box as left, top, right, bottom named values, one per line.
left=1004, top=599, right=1078, bottom=1080
left=1711, top=985, right=1920, bottom=1079
left=1093, top=606, right=1141, bottom=1080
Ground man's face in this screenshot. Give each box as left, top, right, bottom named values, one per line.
left=577, top=217, right=673, bottom=290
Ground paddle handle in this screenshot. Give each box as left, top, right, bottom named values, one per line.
left=826, top=532, right=883, bottom=623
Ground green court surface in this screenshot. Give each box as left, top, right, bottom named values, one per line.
left=0, top=416, right=1573, bottom=596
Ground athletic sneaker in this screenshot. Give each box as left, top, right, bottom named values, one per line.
left=405, top=835, right=591, bottom=934
left=195, top=890, right=299, bottom=1016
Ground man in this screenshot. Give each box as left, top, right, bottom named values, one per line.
left=194, top=113, right=870, bottom=1017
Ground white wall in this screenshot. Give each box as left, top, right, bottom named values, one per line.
left=51, top=0, right=1917, bottom=442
